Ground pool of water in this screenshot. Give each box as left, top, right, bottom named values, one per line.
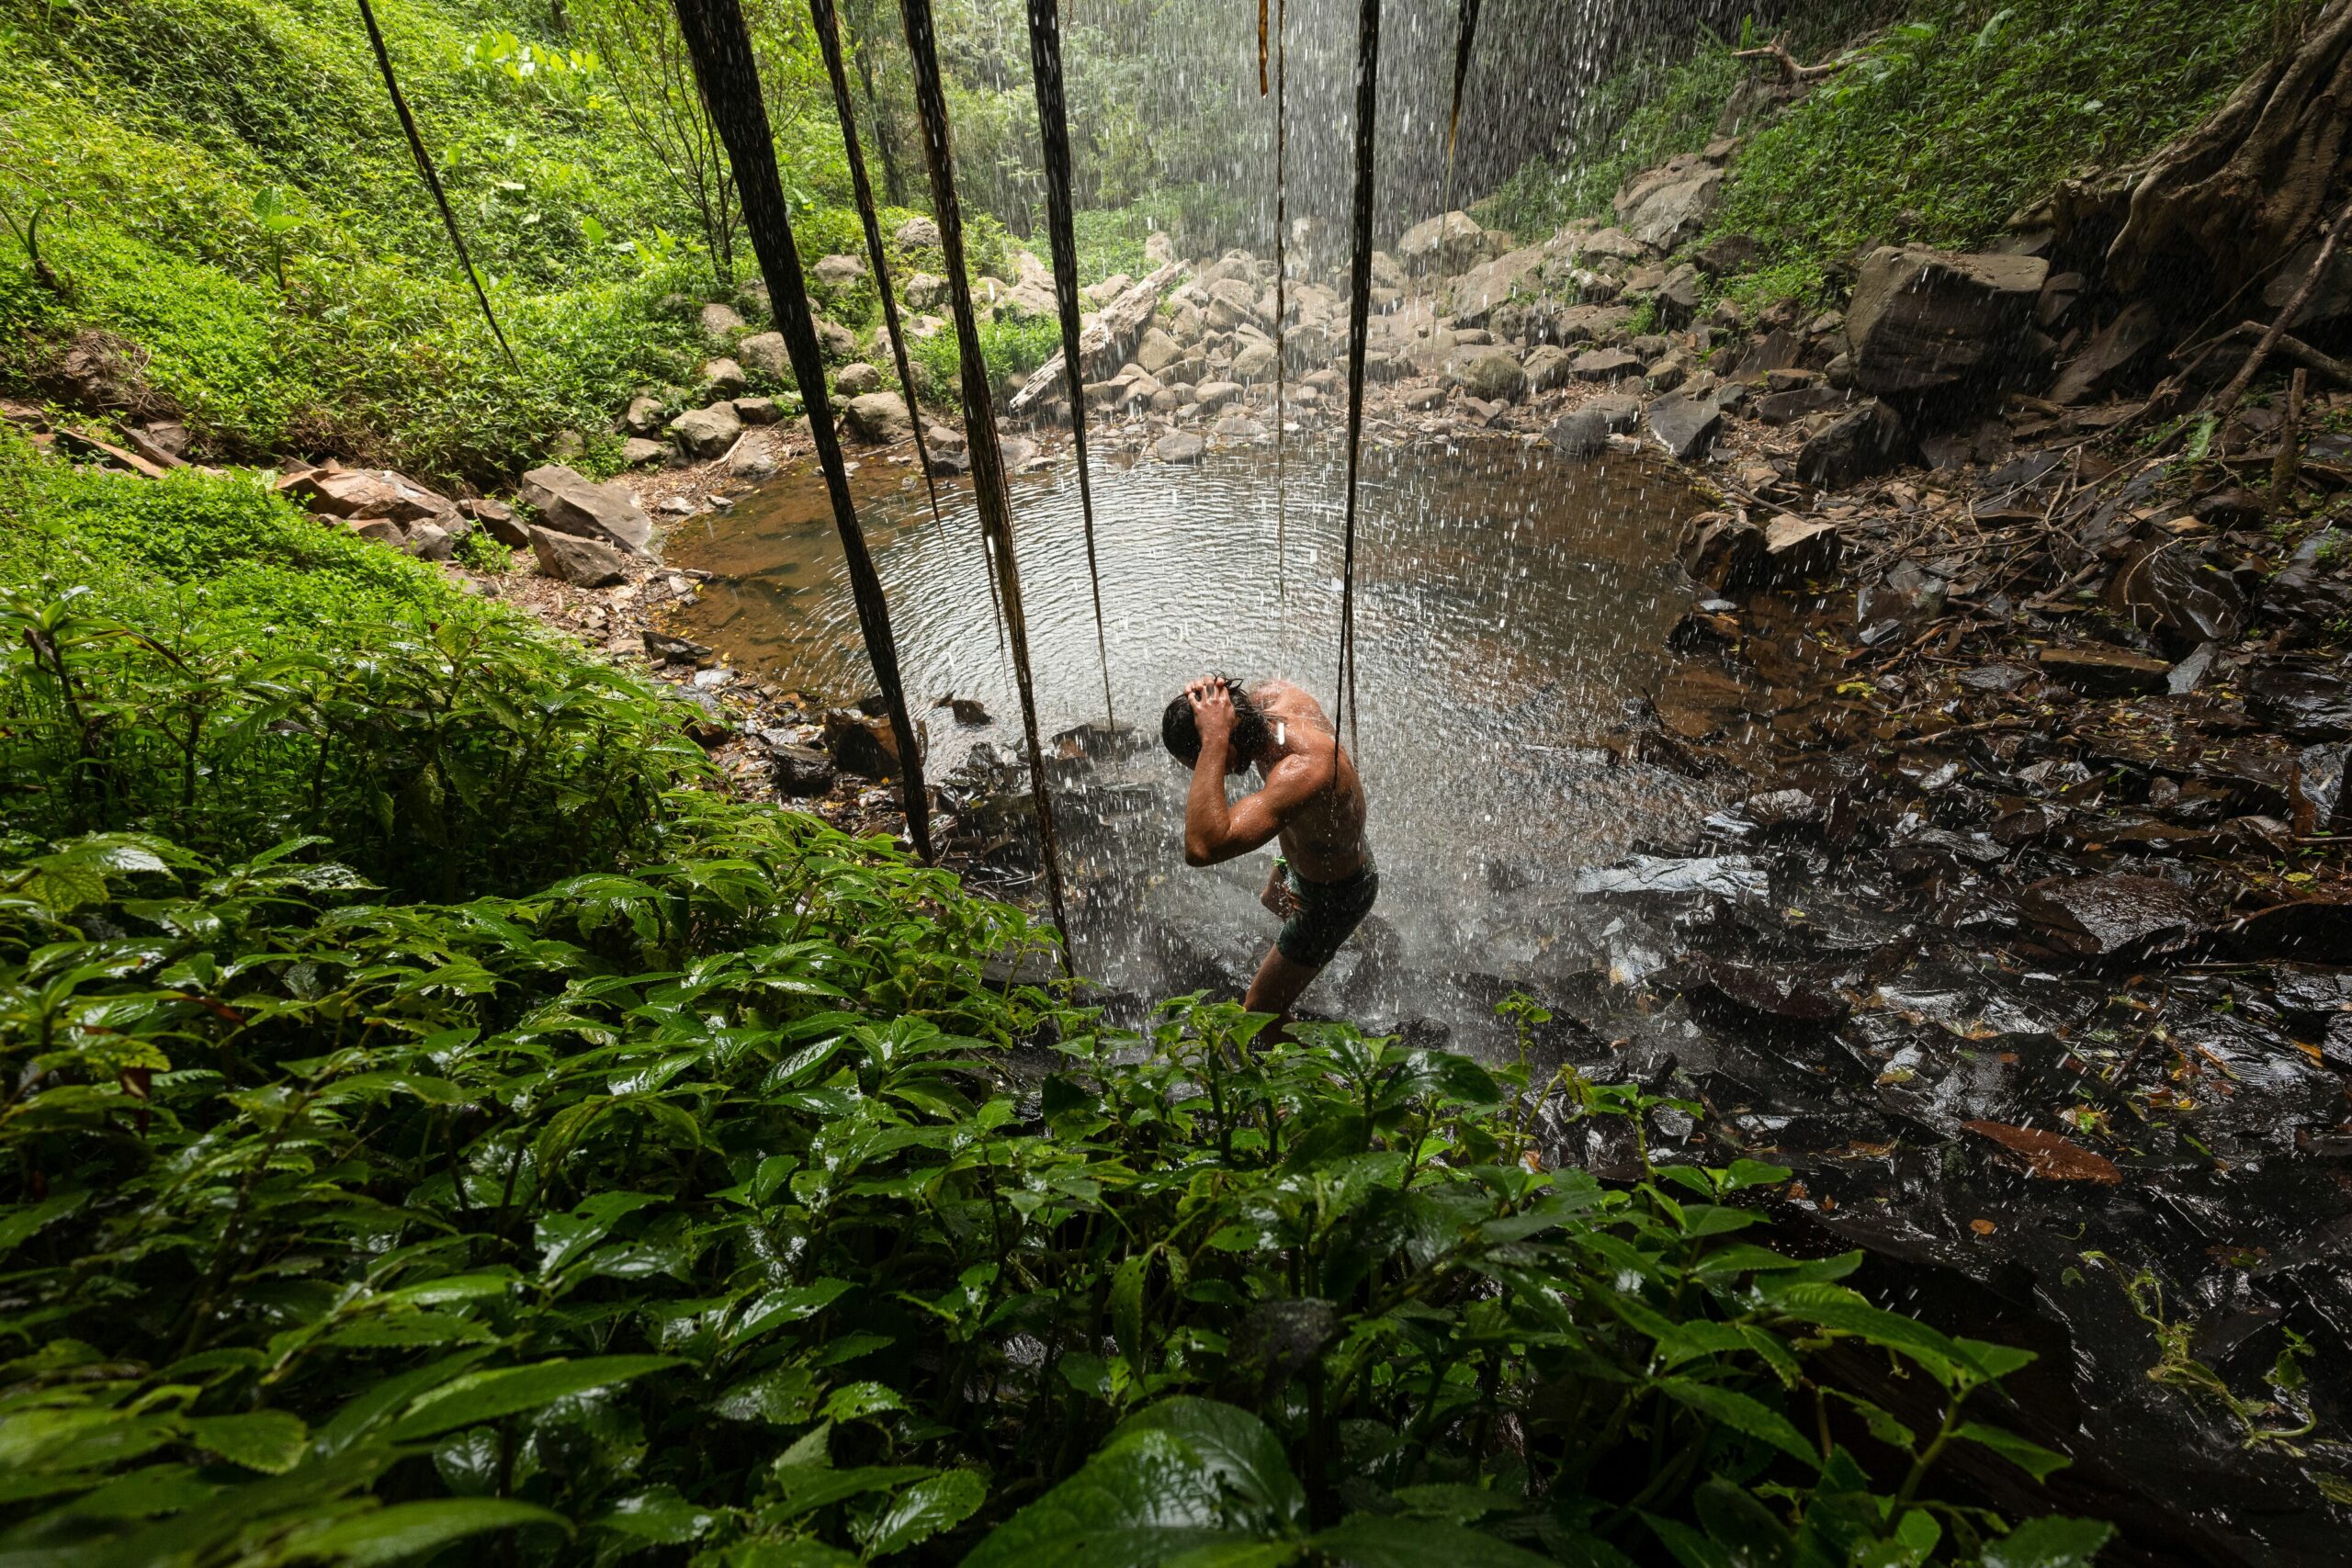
left=669, top=434, right=1716, bottom=1042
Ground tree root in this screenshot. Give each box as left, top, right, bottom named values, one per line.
left=1731, top=36, right=1848, bottom=85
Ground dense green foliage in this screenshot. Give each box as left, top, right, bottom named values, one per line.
left=0, top=427, right=2117, bottom=1563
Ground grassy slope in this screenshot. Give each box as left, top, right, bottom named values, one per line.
left=1481, top=0, right=2289, bottom=310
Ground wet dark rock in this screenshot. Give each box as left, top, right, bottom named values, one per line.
left=823, top=708, right=913, bottom=779
left=1574, top=854, right=1769, bottom=901
left=1723, top=328, right=1803, bottom=383
left=2222, top=899, right=2352, bottom=964
left=1756, top=384, right=1849, bottom=425
left=940, top=696, right=992, bottom=727
left=2166, top=641, right=2221, bottom=695
left=1678, top=512, right=1762, bottom=592
left=2248, top=663, right=2352, bottom=740
left=643, top=630, right=714, bottom=666
left=2035, top=644, right=2171, bottom=697
left=2016, top=873, right=2206, bottom=960
left=2047, top=299, right=2165, bottom=405
left=1797, top=399, right=1910, bottom=489
left=1646, top=391, right=1724, bottom=462
left=1960, top=663, right=2032, bottom=694
left=1153, top=431, right=1206, bottom=464
left=767, top=743, right=837, bottom=796
left=1843, top=246, right=2048, bottom=396
left=1547, top=407, right=1614, bottom=458
left=2104, top=542, right=2247, bottom=654
left=2325, top=1014, right=2352, bottom=1071
left=1686, top=958, right=1851, bottom=1033
left=1758, top=515, right=1841, bottom=585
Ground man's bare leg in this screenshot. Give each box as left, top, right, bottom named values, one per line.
left=1245, top=944, right=1322, bottom=1039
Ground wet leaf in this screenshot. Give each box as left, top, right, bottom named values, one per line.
left=1961, top=1121, right=2122, bottom=1184
left=296, top=1499, right=568, bottom=1565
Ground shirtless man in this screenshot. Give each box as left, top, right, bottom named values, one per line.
left=1161, top=677, right=1375, bottom=1023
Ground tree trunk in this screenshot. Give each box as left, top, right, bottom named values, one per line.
left=2108, top=0, right=2352, bottom=295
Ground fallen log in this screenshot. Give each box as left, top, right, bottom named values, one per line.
left=1005, top=260, right=1182, bottom=419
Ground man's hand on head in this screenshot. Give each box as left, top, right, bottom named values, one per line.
left=1186, top=678, right=1237, bottom=750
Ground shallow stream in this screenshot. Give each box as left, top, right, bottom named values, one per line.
left=671, top=435, right=1717, bottom=1040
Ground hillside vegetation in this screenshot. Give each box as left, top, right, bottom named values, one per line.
left=1483, top=0, right=2303, bottom=309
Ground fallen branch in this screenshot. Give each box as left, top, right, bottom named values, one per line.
left=1732, top=35, right=1848, bottom=83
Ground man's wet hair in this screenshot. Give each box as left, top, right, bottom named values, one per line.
left=1162, top=679, right=1272, bottom=768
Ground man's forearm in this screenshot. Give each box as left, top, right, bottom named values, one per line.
left=1184, top=737, right=1231, bottom=863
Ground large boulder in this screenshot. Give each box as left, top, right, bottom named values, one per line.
left=1645, top=392, right=1723, bottom=462
left=1134, top=326, right=1184, bottom=374
left=1447, top=245, right=1544, bottom=325
left=738, top=331, right=790, bottom=381
left=835, top=362, right=885, bottom=397
left=527, top=525, right=630, bottom=587
left=1612, top=145, right=1733, bottom=251
left=904, top=272, right=947, bottom=310
left=842, top=391, right=914, bottom=443
left=621, top=395, right=667, bottom=435
left=279, top=466, right=458, bottom=528
left=1795, top=399, right=1910, bottom=489
left=703, top=356, right=748, bottom=398
left=1396, top=210, right=1489, bottom=276
left=1231, top=337, right=1279, bottom=382
left=1204, top=278, right=1265, bottom=333
left=812, top=254, right=865, bottom=288
left=1453, top=347, right=1527, bottom=402
left=1522, top=344, right=1575, bottom=393
left=1843, top=246, right=2049, bottom=397
left=895, top=216, right=940, bottom=249
left=699, top=301, right=745, bottom=347
left=813, top=317, right=859, bottom=362
left=669, top=400, right=744, bottom=460
left=824, top=708, right=913, bottom=779
left=520, top=464, right=656, bottom=555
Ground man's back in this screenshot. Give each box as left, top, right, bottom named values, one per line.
left=1249, top=680, right=1368, bottom=882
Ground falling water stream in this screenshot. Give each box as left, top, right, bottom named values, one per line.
left=668, top=436, right=1723, bottom=1041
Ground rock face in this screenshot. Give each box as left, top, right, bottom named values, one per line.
left=1612, top=144, right=1732, bottom=251
left=1843, top=246, right=2049, bottom=396
left=519, top=464, right=656, bottom=556
left=1007, top=263, right=1183, bottom=418
left=527, top=525, right=630, bottom=587
left=669, top=401, right=744, bottom=459
left=842, top=391, right=913, bottom=442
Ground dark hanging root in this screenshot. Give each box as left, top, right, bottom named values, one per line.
left=1447, top=0, right=1482, bottom=165
left=1272, top=0, right=1288, bottom=609
left=899, top=0, right=1074, bottom=967
left=1336, top=0, right=1381, bottom=788
left=672, top=0, right=933, bottom=865
left=1024, top=0, right=1115, bottom=726
left=356, top=0, right=517, bottom=371
left=1258, top=0, right=1270, bottom=96
left=808, top=0, right=1009, bottom=660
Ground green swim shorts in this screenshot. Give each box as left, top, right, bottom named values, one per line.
left=1274, top=853, right=1380, bottom=969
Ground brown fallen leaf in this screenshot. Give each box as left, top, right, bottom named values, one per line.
left=1970, top=1218, right=1996, bottom=1235
left=1962, top=1120, right=2123, bottom=1185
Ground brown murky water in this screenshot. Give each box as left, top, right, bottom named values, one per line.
left=670, top=434, right=1717, bottom=1033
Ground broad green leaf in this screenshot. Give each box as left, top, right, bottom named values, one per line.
left=858, top=1467, right=986, bottom=1557
left=0, top=1191, right=89, bottom=1258
left=183, top=1411, right=307, bottom=1474
left=960, top=1427, right=1266, bottom=1568
left=388, top=1356, right=678, bottom=1440
left=715, top=1367, right=820, bottom=1426
left=598, top=1484, right=720, bottom=1543
left=821, top=1382, right=904, bottom=1423
left=1112, top=1399, right=1305, bottom=1526
left=732, top=1278, right=854, bottom=1345
left=1954, top=1422, right=2072, bottom=1481
left=298, top=1498, right=568, bottom=1565
left=1654, top=1378, right=1818, bottom=1469
left=767, top=1464, right=932, bottom=1520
